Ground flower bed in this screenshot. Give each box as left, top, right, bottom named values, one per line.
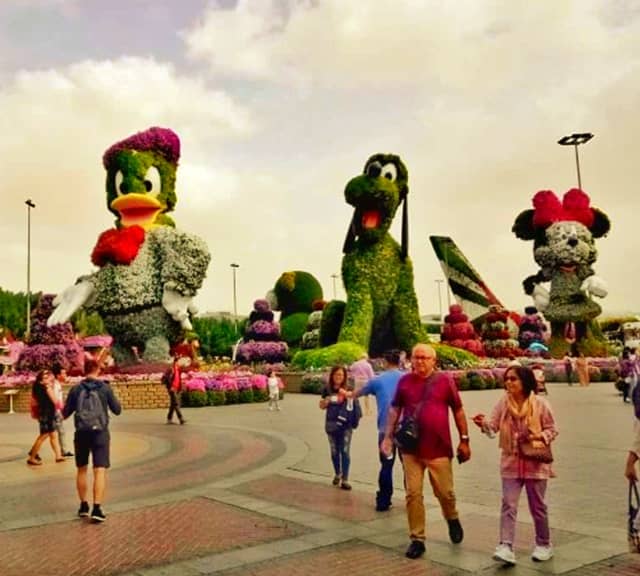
left=181, top=370, right=281, bottom=407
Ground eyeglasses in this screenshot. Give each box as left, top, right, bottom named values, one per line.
left=412, top=355, right=435, bottom=361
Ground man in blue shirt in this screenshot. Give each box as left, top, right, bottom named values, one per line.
left=355, top=349, right=404, bottom=511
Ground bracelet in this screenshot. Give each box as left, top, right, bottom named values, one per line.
left=460, top=435, right=470, bottom=442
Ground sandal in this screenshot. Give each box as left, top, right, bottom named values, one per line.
left=55, top=457, right=67, bottom=463
left=27, top=459, right=43, bottom=466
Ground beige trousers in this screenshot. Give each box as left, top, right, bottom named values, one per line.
left=402, top=453, right=458, bottom=541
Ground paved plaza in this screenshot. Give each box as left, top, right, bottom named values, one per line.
left=1, top=381, right=639, bottom=575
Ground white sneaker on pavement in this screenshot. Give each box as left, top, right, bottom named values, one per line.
left=493, top=543, right=516, bottom=565
left=531, top=545, right=554, bottom=562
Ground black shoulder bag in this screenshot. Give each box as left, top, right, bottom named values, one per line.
left=394, top=375, right=433, bottom=453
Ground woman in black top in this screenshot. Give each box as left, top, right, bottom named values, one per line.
left=27, top=369, right=64, bottom=465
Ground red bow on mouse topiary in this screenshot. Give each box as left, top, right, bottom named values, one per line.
left=91, top=225, right=146, bottom=267
left=532, top=189, right=594, bottom=229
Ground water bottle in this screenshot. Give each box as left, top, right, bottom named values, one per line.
left=347, top=397, right=354, bottom=411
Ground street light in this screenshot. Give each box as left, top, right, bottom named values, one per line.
left=25, top=199, right=36, bottom=340
left=331, top=273, right=339, bottom=299
left=434, top=279, right=444, bottom=322
left=557, top=132, right=594, bottom=189
left=230, top=263, right=239, bottom=334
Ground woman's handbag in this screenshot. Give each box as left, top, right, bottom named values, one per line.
left=629, top=481, right=640, bottom=553
left=519, top=439, right=554, bottom=464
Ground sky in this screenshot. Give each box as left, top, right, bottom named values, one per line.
left=1, top=0, right=639, bottom=321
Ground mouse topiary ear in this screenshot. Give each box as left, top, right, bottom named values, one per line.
left=342, top=213, right=357, bottom=254
left=512, top=209, right=537, bottom=240
left=590, top=208, right=610, bottom=238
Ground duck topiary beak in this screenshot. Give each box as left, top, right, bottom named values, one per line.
left=110, top=194, right=163, bottom=229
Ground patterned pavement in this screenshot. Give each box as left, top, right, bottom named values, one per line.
left=0, top=383, right=638, bottom=575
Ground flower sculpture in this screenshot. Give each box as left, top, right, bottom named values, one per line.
left=441, top=304, right=485, bottom=356
left=48, top=127, right=211, bottom=365
left=479, top=304, right=521, bottom=359
left=517, top=306, right=549, bottom=356
left=236, top=299, right=288, bottom=364
left=320, top=153, right=426, bottom=356
left=512, top=188, right=610, bottom=355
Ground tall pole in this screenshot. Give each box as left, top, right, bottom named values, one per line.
left=25, top=199, right=36, bottom=340
left=230, top=263, right=239, bottom=335
left=558, top=132, right=593, bottom=189
left=434, top=279, right=444, bottom=322
left=331, top=273, right=338, bottom=299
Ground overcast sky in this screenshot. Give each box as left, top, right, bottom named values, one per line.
left=1, top=0, right=639, bottom=321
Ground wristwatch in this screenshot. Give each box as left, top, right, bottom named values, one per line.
left=460, top=434, right=470, bottom=442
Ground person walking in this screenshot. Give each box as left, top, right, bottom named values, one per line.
left=63, top=358, right=121, bottom=523
left=52, top=363, right=73, bottom=457
left=27, top=369, right=65, bottom=465
left=355, top=349, right=404, bottom=511
left=162, top=356, right=185, bottom=425
left=575, top=353, right=590, bottom=386
left=563, top=353, right=574, bottom=386
left=319, top=365, right=361, bottom=491
left=472, top=365, right=558, bottom=565
left=267, top=370, right=281, bottom=411
left=381, top=343, right=471, bottom=559
left=350, top=353, right=375, bottom=415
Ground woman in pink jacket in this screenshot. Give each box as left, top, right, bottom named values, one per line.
left=472, top=365, right=558, bottom=566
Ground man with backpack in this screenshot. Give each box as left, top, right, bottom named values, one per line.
left=63, top=358, right=121, bottom=523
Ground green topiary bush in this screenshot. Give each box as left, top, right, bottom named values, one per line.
left=206, top=390, right=226, bottom=406
left=301, top=373, right=326, bottom=394
left=181, top=390, right=207, bottom=407
left=252, top=387, right=269, bottom=402
left=292, top=342, right=366, bottom=370
left=280, top=312, right=310, bottom=346
left=319, top=300, right=346, bottom=347
left=433, top=343, right=478, bottom=369
left=225, top=389, right=239, bottom=404
left=238, top=388, right=254, bottom=403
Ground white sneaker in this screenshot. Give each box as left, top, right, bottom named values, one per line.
left=492, top=543, right=516, bottom=565
left=531, top=545, right=554, bottom=562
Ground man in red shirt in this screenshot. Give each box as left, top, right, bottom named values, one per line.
left=381, top=343, right=471, bottom=559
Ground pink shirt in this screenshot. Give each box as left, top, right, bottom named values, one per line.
left=350, top=358, right=375, bottom=383
left=392, top=371, right=462, bottom=460
left=484, top=395, right=558, bottom=479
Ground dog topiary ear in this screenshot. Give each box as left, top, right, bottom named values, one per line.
left=590, top=208, right=610, bottom=238
left=512, top=209, right=536, bottom=240
left=343, top=213, right=357, bottom=254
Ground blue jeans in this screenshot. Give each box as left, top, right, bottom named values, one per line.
left=377, top=431, right=396, bottom=507
left=327, top=429, right=352, bottom=479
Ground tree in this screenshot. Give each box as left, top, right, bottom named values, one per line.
left=0, top=288, right=40, bottom=339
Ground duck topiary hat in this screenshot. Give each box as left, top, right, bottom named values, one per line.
left=102, top=126, right=180, bottom=169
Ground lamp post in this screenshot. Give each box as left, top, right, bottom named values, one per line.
left=331, top=273, right=339, bottom=299
left=25, top=199, right=36, bottom=340
left=557, top=132, right=594, bottom=189
left=434, top=279, right=444, bottom=323
left=230, top=263, right=239, bottom=334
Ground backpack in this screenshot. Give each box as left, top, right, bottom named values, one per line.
left=75, top=382, right=108, bottom=432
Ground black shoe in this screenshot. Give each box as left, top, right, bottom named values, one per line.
left=375, top=502, right=392, bottom=512
left=332, top=475, right=341, bottom=486
left=78, top=501, right=90, bottom=518
left=91, top=505, right=106, bottom=523
left=340, top=481, right=352, bottom=491
left=448, top=518, right=464, bottom=544
left=63, top=451, right=74, bottom=457
left=405, top=540, right=425, bottom=559
left=180, top=419, right=186, bottom=425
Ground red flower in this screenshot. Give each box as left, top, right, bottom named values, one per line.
left=91, top=226, right=146, bottom=267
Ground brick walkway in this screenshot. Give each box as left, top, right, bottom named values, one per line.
left=0, top=385, right=638, bottom=575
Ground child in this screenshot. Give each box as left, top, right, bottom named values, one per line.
left=531, top=363, right=547, bottom=395
left=267, top=371, right=281, bottom=411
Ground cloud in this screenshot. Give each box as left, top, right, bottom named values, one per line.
left=0, top=56, right=253, bottom=296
